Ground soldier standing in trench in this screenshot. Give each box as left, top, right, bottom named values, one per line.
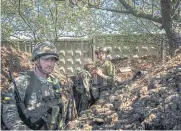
left=2, top=42, right=68, bottom=130
left=75, top=47, right=115, bottom=114
left=75, top=58, right=95, bottom=114
left=92, top=47, right=115, bottom=100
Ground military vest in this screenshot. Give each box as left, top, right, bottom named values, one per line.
left=22, top=71, right=61, bottom=108
left=20, top=71, right=62, bottom=129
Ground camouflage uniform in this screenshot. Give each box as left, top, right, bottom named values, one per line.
left=75, top=59, right=93, bottom=113
left=93, top=47, right=115, bottom=99
left=2, top=42, right=68, bottom=130
left=95, top=60, right=115, bottom=98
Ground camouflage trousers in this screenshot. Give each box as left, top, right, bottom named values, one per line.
left=58, top=96, right=69, bottom=129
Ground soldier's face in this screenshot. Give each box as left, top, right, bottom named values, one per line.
left=98, top=52, right=106, bottom=61
left=39, top=57, right=56, bottom=74
left=86, top=64, right=94, bottom=70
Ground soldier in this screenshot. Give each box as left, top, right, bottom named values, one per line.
left=94, top=47, right=115, bottom=99
left=75, top=58, right=94, bottom=114
left=2, top=42, right=68, bottom=130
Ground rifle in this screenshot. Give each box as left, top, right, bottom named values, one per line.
left=91, top=68, right=145, bottom=93
left=116, top=71, right=145, bottom=88
left=62, top=74, right=78, bottom=121
left=8, top=69, right=29, bottom=123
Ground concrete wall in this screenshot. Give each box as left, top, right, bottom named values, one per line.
left=2, top=34, right=164, bottom=75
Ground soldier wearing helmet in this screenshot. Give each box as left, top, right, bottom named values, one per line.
left=2, top=42, right=68, bottom=130
left=83, top=58, right=94, bottom=71
left=32, top=42, right=59, bottom=76
left=74, top=58, right=95, bottom=114
left=93, top=47, right=115, bottom=99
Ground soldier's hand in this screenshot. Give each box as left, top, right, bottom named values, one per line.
left=95, top=68, right=103, bottom=76
left=90, top=68, right=96, bottom=75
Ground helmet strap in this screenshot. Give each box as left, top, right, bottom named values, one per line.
left=35, top=59, right=48, bottom=77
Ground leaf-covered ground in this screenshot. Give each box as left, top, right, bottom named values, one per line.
left=67, top=53, right=181, bottom=130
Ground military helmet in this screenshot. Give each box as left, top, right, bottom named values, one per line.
left=84, top=58, right=93, bottom=65
left=95, top=47, right=108, bottom=55
left=31, top=42, right=59, bottom=61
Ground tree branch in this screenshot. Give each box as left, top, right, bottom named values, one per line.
left=54, top=4, right=58, bottom=43
left=17, top=0, right=38, bottom=42
left=171, top=0, right=181, bottom=20
left=88, top=5, right=131, bottom=13
left=84, top=0, right=162, bottom=24
left=118, top=0, right=162, bottom=24
left=139, top=19, right=168, bottom=43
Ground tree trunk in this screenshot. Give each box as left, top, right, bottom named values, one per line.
left=160, top=0, right=181, bottom=56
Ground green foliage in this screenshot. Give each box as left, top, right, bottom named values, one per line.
left=1, top=0, right=180, bottom=51
left=1, top=0, right=96, bottom=41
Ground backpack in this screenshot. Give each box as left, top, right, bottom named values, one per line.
left=75, top=70, right=91, bottom=94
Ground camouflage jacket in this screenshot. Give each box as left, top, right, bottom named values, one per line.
left=76, top=69, right=92, bottom=93
left=95, top=60, right=115, bottom=85
left=2, top=70, right=62, bottom=130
